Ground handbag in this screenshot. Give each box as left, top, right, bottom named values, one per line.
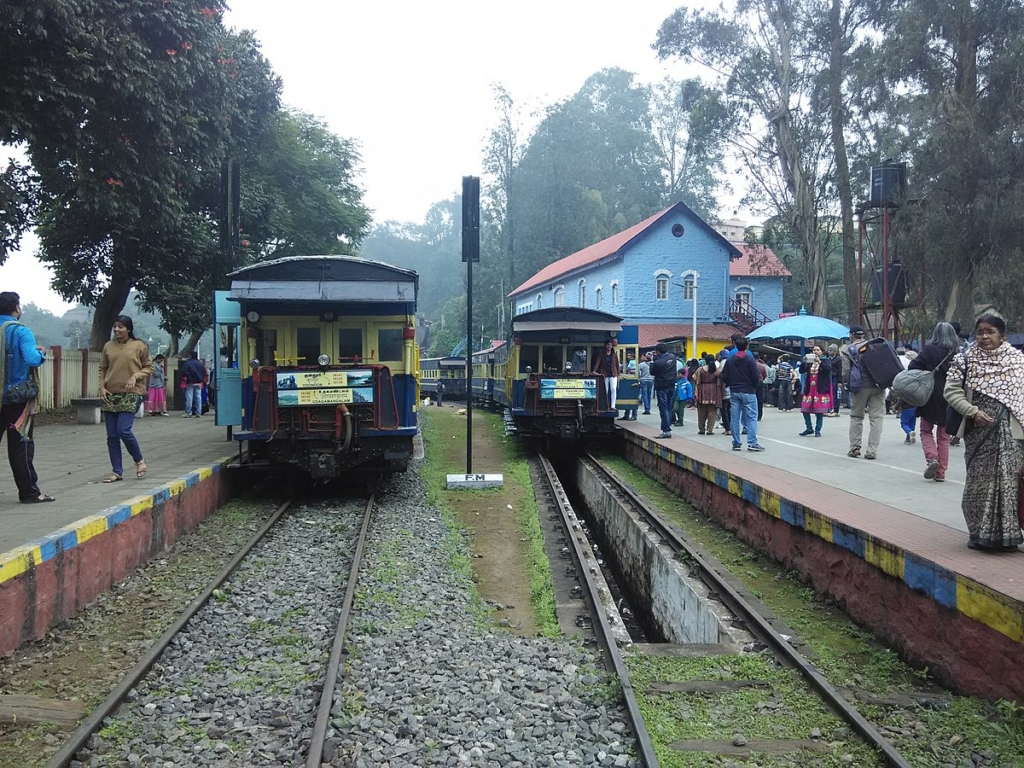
left=945, top=359, right=972, bottom=438
left=5, top=374, right=39, bottom=403
left=892, top=350, right=953, bottom=407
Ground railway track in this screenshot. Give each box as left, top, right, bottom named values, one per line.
left=46, top=494, right=373, bottom=768
left=580, top=452, right=914, bottom=768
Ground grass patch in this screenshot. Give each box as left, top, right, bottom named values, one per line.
left=418, top=408, right=559, bottom=635
left=602, top=454, right=1024, bottom=766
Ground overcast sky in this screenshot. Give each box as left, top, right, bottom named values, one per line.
left=2, top=0, right=693, bottom=314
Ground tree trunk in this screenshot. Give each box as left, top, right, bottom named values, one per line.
left=178, top=330, right=203, bottom=359
left=828, top=0, right=858, bottom=322
left=88, top=270, right=133, bottom=351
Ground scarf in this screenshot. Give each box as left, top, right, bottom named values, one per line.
left=954, top=341, right=1024, bottom=425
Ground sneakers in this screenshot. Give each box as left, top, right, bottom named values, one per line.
left=950, top=436, right=961, bottom=447
left=747, top=444, right=765, bottom=452
left=799, top=429, right=814, bottom=437
left=910, top=431, right=916, bottom=444
left=904, top=435, right=912, bottom=445
left=656, top=432, right=672, bottom=439
left=698, top=430, right=705, bottom=435
left=814, top=431, right=821, bottom=437
left=865, top=452, right=877, bottom=460
left=924, top=459, right=940, bottom=479
left=181, top=413, right=191, bottom=418
left=732, top=444, right=742, bottom=451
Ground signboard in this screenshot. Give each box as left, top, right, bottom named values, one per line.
left=540, top=378, right=597, bottom=400
left=276, top=369, right=374, bottom=406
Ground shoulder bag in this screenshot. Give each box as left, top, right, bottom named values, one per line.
left=1, top=321, right=40, bottom=404
left=944, top=359, right=972, bottom=438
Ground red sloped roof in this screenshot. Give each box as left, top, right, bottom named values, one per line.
left=637, top=324, right=740, bottom=347
left=730, top=244, right=791, bottom=277
left=508, top=202, right=742, bottom=298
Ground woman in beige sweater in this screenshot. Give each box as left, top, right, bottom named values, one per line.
left=99, top=315, right=153, bottom=482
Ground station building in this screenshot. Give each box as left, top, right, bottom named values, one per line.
left=507, top=202, right=790, bottom=360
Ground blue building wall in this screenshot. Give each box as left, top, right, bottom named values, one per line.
left=514, top=208, right=737, bottom=326
left=729, top=276, right=784, bottom=320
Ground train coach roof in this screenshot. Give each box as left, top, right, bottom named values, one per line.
left=511, top=307, right=623, bottom=333
left=228, top=255, right=418, bottom=303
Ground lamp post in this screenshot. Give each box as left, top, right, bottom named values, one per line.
left=691, top=273, right=699, bottom=360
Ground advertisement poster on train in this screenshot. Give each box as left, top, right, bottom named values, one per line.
left=539, top=378, right=597, bottom=400
left=276, top=370, right=374, bottom=406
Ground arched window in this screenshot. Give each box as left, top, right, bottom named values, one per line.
left=554, top=286, right=565, bottom=307
left=683, top=277, right=695, bottom=301
left=611, top=281, right=619, bottom=305
left=578, top=278, right=586, bottom=307
left=656, top=276, right=668, bottom=300
left=595, top=287, right=602, bottom=309
left=536, top=293, right=543, bottom=309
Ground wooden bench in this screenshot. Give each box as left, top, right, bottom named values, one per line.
left=69, top=397, right=103, bottom=425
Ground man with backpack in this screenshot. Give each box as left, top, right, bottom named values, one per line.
left=841, top=325, right=885, bottom=459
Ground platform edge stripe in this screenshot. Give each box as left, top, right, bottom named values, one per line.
left=0, top=546, right=41, bottom=582
left=955, top=576, right=1024, bottom=643
left=165, top=478, right=188, bottom=497
left=727, top=474, right=741, bottom=496
left=127, top=495, right=155, bottom=516
left=903, top=553, right=956, bottom=608
left=185, top=471, right=202, bottom=488
left=759, top=488, right=782, bottom=519
left=71, top=514, right=109, bottom=545
left=803, top=509, right=834, bottom=543
left=864, top=538, right=905, bottom=580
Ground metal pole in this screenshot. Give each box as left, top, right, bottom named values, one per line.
left=466, top=256, right=473, bottom=474
left=692, top=278, right=698, bottom=360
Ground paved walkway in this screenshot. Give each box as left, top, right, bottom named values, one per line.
left=0, top=412, right=236, bottom=553
left=625, top=403, right=968, bottom=532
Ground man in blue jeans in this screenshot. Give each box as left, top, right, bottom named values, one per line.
left=721, top=336, right=764, bottom=451
left=649, top=343, right=678, bottom=438
left=182, top=352, right=206, bottom=417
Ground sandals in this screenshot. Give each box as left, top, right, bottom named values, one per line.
left=136, top=460, right=147, bottom=479
left=21, top=494, right=56, bottom=504
left=103, top=474, right=123, bottom=483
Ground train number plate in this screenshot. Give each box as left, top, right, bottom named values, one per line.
left=539, top=378, right=597, bottom=400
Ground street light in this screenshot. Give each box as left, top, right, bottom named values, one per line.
left=676, top=272, right=700, bottom=360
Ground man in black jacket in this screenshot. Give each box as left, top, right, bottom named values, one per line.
left=649, top=343, right=677, bottom=438
left=721, top=337, right=765, bottom=451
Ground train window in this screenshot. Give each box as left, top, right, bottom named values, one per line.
left=519, top=345, right=539, bottom=374
left=257, top=329, right=277, bottom=366
left=296, top=327, right=320, bottom=365
left=378, top=328, right=403, bottom=361
left=338, top=328, right=362, bottom=361
left=542, top=345, right=562, bottom=373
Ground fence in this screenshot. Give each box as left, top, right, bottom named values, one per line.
left=35, top=347, right=105, bottom=410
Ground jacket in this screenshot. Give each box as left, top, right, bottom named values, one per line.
left=183, top=358, right=207, bottom=384
left=0, top=316, right=45, bottom=402
left=591, top=348, right=620, bottom=378
left=693, top=367, right=723, bottom=406
left=909, top=343, right=955, bottom=425
left=722, top=351, right=761, bottom=394
left=650, top=352, right=677, bottom=391
left=798, top=358, right=833, bottom=395
left=99, top=338, right=154, bottom=396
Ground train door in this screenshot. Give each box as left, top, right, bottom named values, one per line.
left=213, top=291, right=241, bottom=427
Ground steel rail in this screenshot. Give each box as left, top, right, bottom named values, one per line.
left=584, top=453, right=913, bottom=768
left=47, top=496, right=296, bottom=768
left=305, top=490, right=376, bottom=768
left=537, top=454, right=660, bottom=768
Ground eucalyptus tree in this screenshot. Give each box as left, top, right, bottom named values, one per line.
left=649, top=77, right=729, bottom=219
left=657, top=1, right=836, bottom=315
left=868, top=0, right=1024, bottom=324
left=511, top=68, right=665, bottom=283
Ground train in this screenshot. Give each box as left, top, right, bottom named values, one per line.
left=213, top=255, right=420, bottom=482
left=418, top=355, right=466, bottom=401
left=458, top=307, right=642, bottom=441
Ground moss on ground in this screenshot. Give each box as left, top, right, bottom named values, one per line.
left=602, top=454, right=1024, bottom=767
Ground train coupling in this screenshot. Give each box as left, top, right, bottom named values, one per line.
left=310, top=453, right=338, bottom=479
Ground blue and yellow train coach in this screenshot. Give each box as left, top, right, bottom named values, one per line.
left=495, top=307, right=638, bottom=440
left=213, top=255, right=419, bottom=480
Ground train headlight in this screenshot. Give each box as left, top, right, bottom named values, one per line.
left=249, top=358, right=260, bottom=369
left=318, top=353, right=331, bottom=366
left=525, top=365, right=532, bottom=374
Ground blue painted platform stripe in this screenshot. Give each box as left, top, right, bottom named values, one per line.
left=742, top=479, right=760, bottom=505
left=904, top=553, right=957, bottom=609
left=779, top=498, right=804, bottom=528
left=0, top=456, right=234, bottom=587
left=831, top=523, right=866, bottom=558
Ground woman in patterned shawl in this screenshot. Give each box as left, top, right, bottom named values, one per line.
left=944, top=315, right=1024, bottom=551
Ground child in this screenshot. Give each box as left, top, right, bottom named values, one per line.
left=673, top=369, right=694, bottom=426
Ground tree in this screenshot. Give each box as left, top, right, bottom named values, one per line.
left=482, top=84, right=526, bottom=298
left=657, top=2, right=835, bottom=315
left=867, top=0, right=1024, bottom=324
left=1, top=1, right=282, bottom=348
left=649, top=77, right=729, bottom=218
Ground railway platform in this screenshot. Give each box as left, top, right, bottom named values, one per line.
left=616, top=406, right=1024, bottom=701
left=0, top=410, right=236, bottom=656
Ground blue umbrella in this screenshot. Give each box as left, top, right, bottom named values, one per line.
left=746, top=307, right=849, bottom=342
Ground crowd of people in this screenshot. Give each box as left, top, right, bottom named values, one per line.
left=615, top=318, right=1024, bottom=553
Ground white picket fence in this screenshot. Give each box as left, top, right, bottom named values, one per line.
left=34, top=348, right=104, bottom=410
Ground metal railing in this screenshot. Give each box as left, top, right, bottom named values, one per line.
left=728, top=298, right=773, bottom=329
